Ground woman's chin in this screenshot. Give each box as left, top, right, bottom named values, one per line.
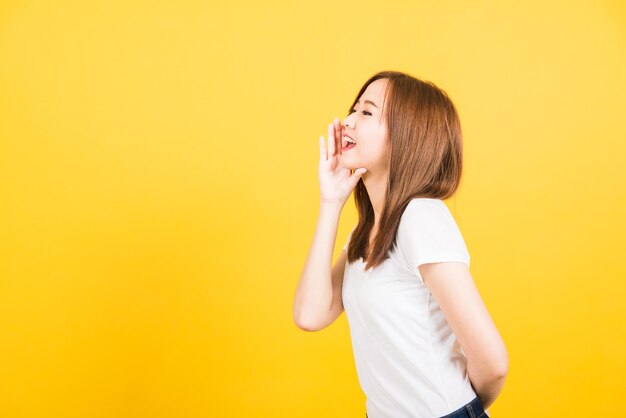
left=340, top=163, right=358, bottom=171
left=339, top=156, right=357, bottom=170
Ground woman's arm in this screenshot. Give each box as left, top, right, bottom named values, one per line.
left=418, top=261, right=508, bottom=410
left=466, top=362, right=506, bottom=410
left=293, top=203, right=343, bottom=331
left=293, top=118, right=367, bottom=331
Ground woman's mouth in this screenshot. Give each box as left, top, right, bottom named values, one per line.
left=342, top=136, right=357, bottom=152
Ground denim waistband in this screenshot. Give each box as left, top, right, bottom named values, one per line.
left=438, top=396, right=487, bottom=418
left=364, top=396, right=487, bottom=418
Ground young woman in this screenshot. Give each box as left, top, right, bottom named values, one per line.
left=293, top=70, right=508, bottom=418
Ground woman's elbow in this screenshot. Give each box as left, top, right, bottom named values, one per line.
left=477, top=346, right=509, bottom=379
left=493, top=348, right=509, bottom=378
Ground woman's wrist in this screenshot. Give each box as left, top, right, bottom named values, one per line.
left=319, top=201, right=344, bottom=214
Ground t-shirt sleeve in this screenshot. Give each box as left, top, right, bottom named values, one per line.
left=396, top=201, right=470, bottom=273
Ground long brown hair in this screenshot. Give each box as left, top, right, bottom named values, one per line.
left=346, top=70, right=465, bottom=270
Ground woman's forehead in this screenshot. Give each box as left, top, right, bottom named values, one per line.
left=360, top=79, right=388, bottom=108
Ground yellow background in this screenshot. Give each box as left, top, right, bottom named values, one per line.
left=1, top=0, right=625, bottom=416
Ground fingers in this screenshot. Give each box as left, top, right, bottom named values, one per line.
left=327, top=122, right=335, bottom=157
left=320, top=118, right=342, bottom=161
left=333, top=117, right=342, bottom=156
left=351, top=168, right=367, bottom=185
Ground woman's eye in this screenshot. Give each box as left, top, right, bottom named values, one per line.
left=349, top=109, right=372, bottom=116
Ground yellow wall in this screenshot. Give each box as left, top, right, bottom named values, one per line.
left=1, top=1, right=625, bottom=416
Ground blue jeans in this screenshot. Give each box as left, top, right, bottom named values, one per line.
left=438, top=396, right=488, bottom=418
left=365, top=396, right=488, bottom=418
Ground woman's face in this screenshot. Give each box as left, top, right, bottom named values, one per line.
left=340, top=78, right=390, bottom=173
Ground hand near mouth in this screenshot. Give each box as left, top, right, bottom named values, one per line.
left=318, top=117, right=367, bottom=207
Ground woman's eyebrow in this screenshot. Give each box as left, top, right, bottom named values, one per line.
left=356, top=99, right=379, bottom=109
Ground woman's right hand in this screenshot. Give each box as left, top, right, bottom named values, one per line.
left=318, top=117, right=368, bottom=207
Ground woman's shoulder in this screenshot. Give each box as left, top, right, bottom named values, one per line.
left=399, top=198, right=457, bottom=230
left=403, top=198, right=449, bottom=217
left=406, top=197, right=445, bottom=208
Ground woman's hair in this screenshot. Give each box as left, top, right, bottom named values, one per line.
left=345, top=70, right=465, bottom=270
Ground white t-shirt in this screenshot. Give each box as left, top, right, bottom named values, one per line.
left=342, top=198, right=486, bottom=418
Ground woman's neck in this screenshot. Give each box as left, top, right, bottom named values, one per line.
left=362, top=169, right=388, bottom=225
